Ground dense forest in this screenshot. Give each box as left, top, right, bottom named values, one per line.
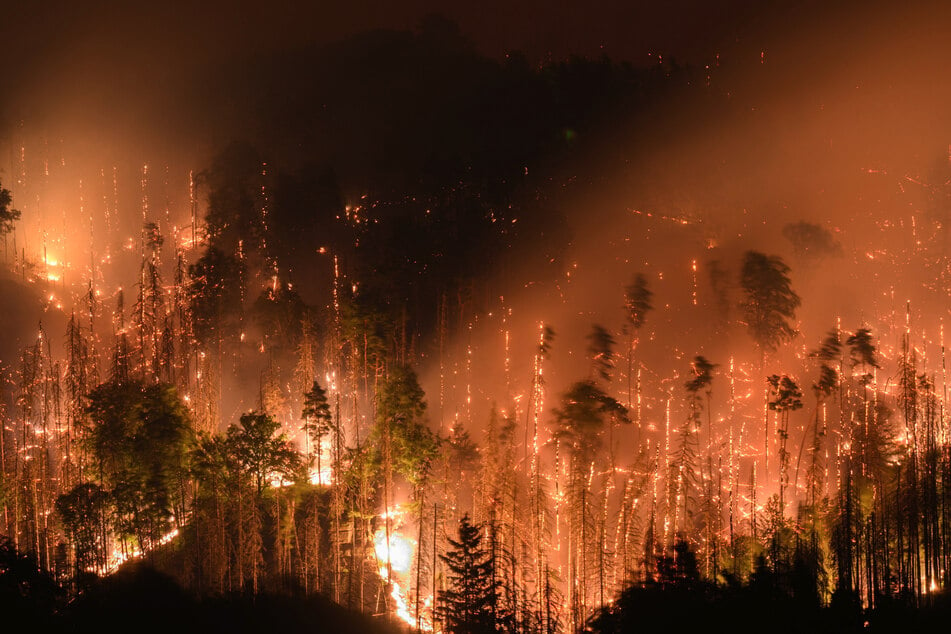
left=4, top=16, right=951, bottom=633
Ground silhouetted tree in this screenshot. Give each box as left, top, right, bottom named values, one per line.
left=436, top=513, right=508, bottom=634
left=0, top=540, right=62, bottom=627
left=623, top=274, right=653, bottom=411
left=553, top=380, right=628, bottom=628
left=302, top=381, right=332, bottom=483
left=782, top=221, right=842, bottom=261
left=188, top=248, right=246, bottom=347
left=767, top=375, right=803, bottom=513
left=587, top=324, right=615, bottom=383
left=740, top=251, right=800, bottom=359
left=0, top=180, right=19, bottom=236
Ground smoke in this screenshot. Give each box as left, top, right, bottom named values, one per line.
left=2, top=0, right=951, bottom=481
left=413, top=0, right=951, bottom=514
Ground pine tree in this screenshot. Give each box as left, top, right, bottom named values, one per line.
left=806, top=329, right=841, bottom=506
left=684, top=355, right=717, bottom=574
left=302, top=381, right=333, bottom=484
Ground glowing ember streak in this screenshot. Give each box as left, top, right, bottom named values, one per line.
left=691, top=259, right=698, bottom=305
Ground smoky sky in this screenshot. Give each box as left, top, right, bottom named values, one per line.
left=5, top=0, right=759, bottom=79
left=1, top=0, right=908, bottom=132
left=2, top=0, right=951, bottom=426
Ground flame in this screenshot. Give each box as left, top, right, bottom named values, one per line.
left=372, top=511, right=433, bottom=630
left=95, top=526, right=181, bottom=575
left=374, top=527, right=413, bottom=574
left=308, top=464, right=333, bottom=486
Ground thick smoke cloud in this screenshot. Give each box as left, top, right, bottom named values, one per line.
left=3, top=0, right=951, bottom=431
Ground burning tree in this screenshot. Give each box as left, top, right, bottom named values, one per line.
left=372, top=365, right=438, bottom=617
left=553, top=379, right=628, bottom=629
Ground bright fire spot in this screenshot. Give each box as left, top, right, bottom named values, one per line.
left=97, top=527, right=181, bottom=575
left=308, top=465, right=333, bottom=486
left=372, top=514, right=432, bottom=631
left=268, top=473, right=295, bottom=488
left=374, top=527, right=413, bottom=574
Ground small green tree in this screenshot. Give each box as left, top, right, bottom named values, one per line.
left=227, top=411, right=301, bottom=493
left=302, top=381, right=333, bottom=483
left=56, top=483, right=111, bottom=575
left=372, top=365, right=438, bottom=591
left=374, top=365, right=438, bottom=487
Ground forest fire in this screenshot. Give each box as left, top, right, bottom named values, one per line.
left=373, top=518, right=427, bottom=629
left=4, top=3, right=951, bottom=633
left=99, top=527, right=181, bottom=576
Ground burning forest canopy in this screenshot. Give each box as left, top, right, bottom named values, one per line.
left=4, top=1, right=951, bottom=632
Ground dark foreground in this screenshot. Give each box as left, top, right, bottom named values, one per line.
left=2, top=550, right=404, bottom=634
left=5, top=540, right=951, bottom=634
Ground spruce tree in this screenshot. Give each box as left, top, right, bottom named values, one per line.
left=437, top=513, right=507, bottom=634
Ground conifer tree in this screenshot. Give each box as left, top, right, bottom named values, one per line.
left=437, top=513, right=507, bottom=634
left=766, top=374, right=803, bottom=514
left=302, top=381, right=333, bottom=484
left=740, top=251, right=800, bottom=359
left=624, top=274, right=653, bottom=412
